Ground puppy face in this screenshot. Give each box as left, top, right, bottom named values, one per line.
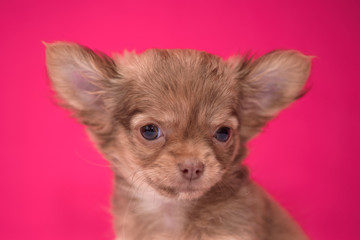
left=46, top=43, right=311, bottom=200
left=113, top=50, right=242, bottom=199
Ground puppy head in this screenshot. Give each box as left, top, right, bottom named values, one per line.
left=46, top=42, right=311, bottom=200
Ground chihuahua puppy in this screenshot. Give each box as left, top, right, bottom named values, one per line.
left=45, top=42, right=311, bottom=240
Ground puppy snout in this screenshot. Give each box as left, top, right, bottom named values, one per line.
left=178, top=160, right=204, bottom=181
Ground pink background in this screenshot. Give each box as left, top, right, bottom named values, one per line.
left=1, top=0, right=359, bottom=239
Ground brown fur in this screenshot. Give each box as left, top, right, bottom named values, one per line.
left=45, top=42, right=311, bottom=240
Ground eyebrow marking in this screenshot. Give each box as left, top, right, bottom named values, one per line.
left=130, top=111, right=180, bottom=128
left=130, top=113, right=150, bottom=128
left=212, top=115, right=239, bottom=129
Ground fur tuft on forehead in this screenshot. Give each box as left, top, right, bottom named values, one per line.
left=116, top=49, right=240, bottom=125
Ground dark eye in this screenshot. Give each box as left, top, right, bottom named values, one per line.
left=214, top=127, right=231, bottom=142
left=140, top=124, right=162, bottom=140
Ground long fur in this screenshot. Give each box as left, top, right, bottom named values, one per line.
left=45, top=42, right=311, bottom=240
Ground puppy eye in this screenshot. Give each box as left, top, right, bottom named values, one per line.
left=140, top=124, right=162, bottom=140
left=214, top=127, right=231, bottom=142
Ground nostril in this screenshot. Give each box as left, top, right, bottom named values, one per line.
left=178, top=160, right=204, bottom=181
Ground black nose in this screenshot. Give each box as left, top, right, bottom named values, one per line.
left=178, top=160, right=204, bottom=181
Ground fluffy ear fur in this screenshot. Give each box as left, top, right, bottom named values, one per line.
left=238, top=50, right=312, bottom=140
left=45, top=42, right=119, bottom=112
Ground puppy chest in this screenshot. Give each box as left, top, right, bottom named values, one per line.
left=137, top=200, right=187, bottom=233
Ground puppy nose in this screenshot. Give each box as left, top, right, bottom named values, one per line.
left=178, top=160, right=204, bottom=181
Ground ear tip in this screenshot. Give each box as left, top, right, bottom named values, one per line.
left=285, top=50, right=312, bottom=59
left=45, top=42, right=84, bottom=64
left=291, top=51, right=315, bottom=64
left=272, top=49, right=313, bottom=58
left=282, top=50, right=313, bottom=71
left=44, top=41, right=79, bottom=52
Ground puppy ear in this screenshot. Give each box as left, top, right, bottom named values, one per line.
left=239, top=50, right=312, bottom=140
left=45, top=42, right=119, bottom=112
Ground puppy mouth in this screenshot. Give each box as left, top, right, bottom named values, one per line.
left=176, top=184, right=200, bottom=193
left=146, top=177, right=206, bottom=199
